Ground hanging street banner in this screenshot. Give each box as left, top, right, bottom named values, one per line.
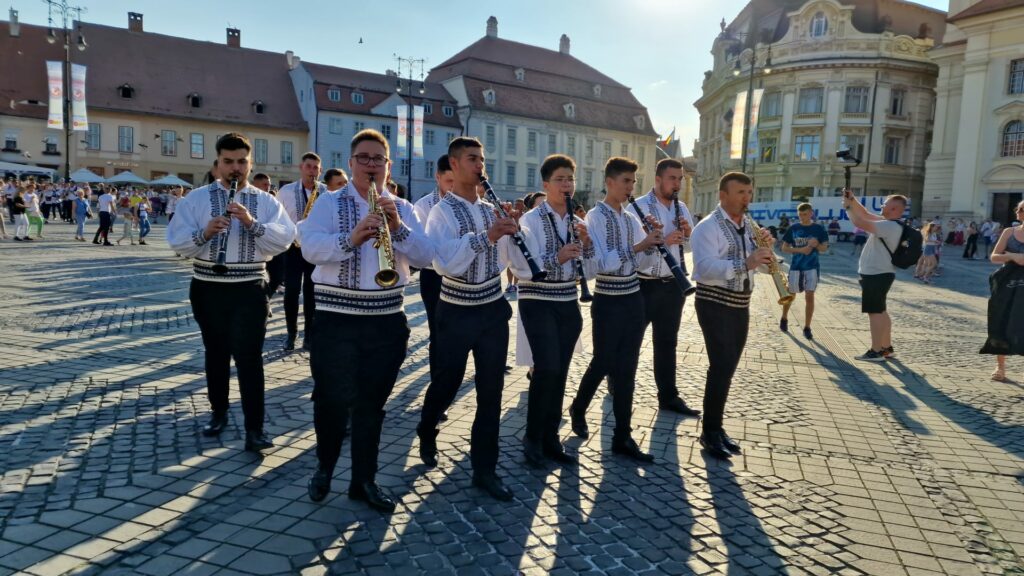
left=71, top=64, right=88, bottom=131
left=729, top=92, right=746, bottom=160
left=746, top=88, right=764, bottom=164
left=413, top=105, right=424, bottom=159
left=46, top=61, right=64, bottom=130
left=396, top=105, right=409, bottom=160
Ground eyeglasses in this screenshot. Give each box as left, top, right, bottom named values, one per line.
left=353, top=154, right=388, bottom=166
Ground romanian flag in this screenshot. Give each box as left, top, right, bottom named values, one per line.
left=658, top=127, right=676, bottom=149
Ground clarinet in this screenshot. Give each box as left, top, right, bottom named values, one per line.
left=479, top=176, right=546, bottom=282
left=565, top=194, right=593, bottom=303
left=211, top=178, right=239, bottom=275
left=627, top=195, right=696, bottom=296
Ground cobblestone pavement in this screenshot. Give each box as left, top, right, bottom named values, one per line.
left=0, top=220, right=1022, bottom=576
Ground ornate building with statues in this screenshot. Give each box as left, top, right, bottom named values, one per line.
left=693, top=0, right=946, bottom=216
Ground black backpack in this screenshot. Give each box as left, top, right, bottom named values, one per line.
left=879, top=219, right=923, bottom=269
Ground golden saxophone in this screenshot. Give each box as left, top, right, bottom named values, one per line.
left=293, top=180, right=320, bottom=248
left=745, top=212, right=795, bottom=306
left=368, top=179, right=400, bottom=288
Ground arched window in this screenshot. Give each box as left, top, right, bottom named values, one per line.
left=810, top=12, right=828, bottom=37
left=1002, top=120, right=1024, bottom=157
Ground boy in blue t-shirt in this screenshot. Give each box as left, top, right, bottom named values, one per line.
left=780, top=203, right=829, bottom=339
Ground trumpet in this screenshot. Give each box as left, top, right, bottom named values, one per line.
left=745, top=213, right=795, bottom=305
left=368, top=179, right=400, bottom=288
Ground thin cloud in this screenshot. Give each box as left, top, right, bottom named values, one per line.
left=648, top=80, right=669, bottom=90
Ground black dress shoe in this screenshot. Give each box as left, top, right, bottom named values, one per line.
left=543, top=442, right=577, bottom=465
left=307, top=465, right=331, bottom=502
left=659, top=397, right=701, bottom=417
left=301, top=338, right=312, bottom=351
left=472, top=474, right=513, bottom=501
left=244, top=430, right=273, bottom=452
left=699, top=432, right=732, bottom=459
left=719, top=430, right=741, bottom=454
left=569, top=405, right=589, bottom=439
left=284, top=334, right=296, bottom=351
left=439, top=410, right=449, bottom=423
left=611, top=437, right=655, bottom=463
left=523, top=439, right=547, bottom=469
left=348, top=481, right=397, bottom=513
left=418, top=427, right=438, bottom=467
left=201, top=411, right=228, bottom=437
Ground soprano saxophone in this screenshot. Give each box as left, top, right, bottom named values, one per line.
left=745, top=213, right=795, bottom=306
left=368, top=179, right=400, bottom=288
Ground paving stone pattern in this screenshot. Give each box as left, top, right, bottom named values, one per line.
left=0, top=222, right=1021, bottom=575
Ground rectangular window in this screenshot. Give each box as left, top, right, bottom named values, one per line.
left=506, top=161, right=517, bottom=186
left=380, top=124, right=392, bottom=140
left=638, top=145, right=645, bottom=164
left=583, top=169, right=594, bottom=190
left=281, top=141, right=293, bottom=164
left=161, top=130, right=177, bottom=156
left=798, top=87, right=823, bottom=114
left=890, top=89, right=905, bottom=116
left=756, top=187, right=773, bottom=202
left=790, top=187, right=814, bottom=202
left=840, top=134, right=866, bottom=160
left=527, top=131, right=537, bottom=155
left=425, top=130, right=435, bottom=145
left=329, top=118, right=344, bottom=134
left=353, top=121, right=365, bottom=133
left=330, top=151, right=344, bottom=168
left=118, top=126, right=134, bottom=153
left=526, top=164, right=537, bottom=188
left=485, top=125, right=496, bottom=150
left=603, top=142, right=612, bottom=163
left=424, top=103, right=433, bottom=115
left=85, top=123, right=101, bottom=150
left=400, top=159, right=410, bottom=176
left=585, top=139, right=594, bottom=163
left=567, top=135, right=576, bottom=158
left=2, top=131, right=17, bottom=151
left=447, top=132, right=456, bottom=143
left=1010, top=59, right=1024, bottom=95
left=844, top=86, right=870, bottom=113
left=254, top=139, right=268, bottom=164
left=760, top=136, right=777, bottom=163
left=762, top=92, right=781, bottom=118
left=425, top=160, right=434, bottom=178
left=485, top=162, right=495, bottom=180
left=621, top=143, right=629, bottom=157
left=507, top=127, right=517, bottom=154
left=794, top=134, right=820, bottom=161
left=636, top=175, right=644, bottom=191
left=548, top=134, right=556, bottom=154
left=884, top=137, right=902, bottom=165
left=43, top=136, right=57, bottom=153
left=190, top=133, right=204, bottom=159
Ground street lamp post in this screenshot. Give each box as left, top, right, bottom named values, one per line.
left=393, top=55, right=425, bottom=200
left=731, top=42, right=772, bottom=174
left=45, top=0, right=87, bottom=183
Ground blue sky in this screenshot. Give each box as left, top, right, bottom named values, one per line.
left=13, top=0, right=948, bottom=155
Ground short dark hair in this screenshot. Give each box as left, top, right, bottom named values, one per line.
left=350, top=129, right=390, bottom=157
left=604, top=157, right=638, bottom=180
left=655, top=158, right=683, bottom=177
left=448, top=136, right=482, bottom=159
left=797, top=202, right=813, bottom=212
left=252, top=172, right=270, bottom=182
left=540, top=154, right=576, bottom=181
left=301, top=152, right=321, bottom=164
left=436, top=154, right=451, bottom=174
left=215, top=132, right=252, bottom=155
left=718, top=171, right=752, bottom=191
left=323, top=168, right=347, bottom=183
left=524, top=192, right=546, bottom=209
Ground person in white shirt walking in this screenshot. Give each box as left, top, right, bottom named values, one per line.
left=93, top=187, right=115, bottom=245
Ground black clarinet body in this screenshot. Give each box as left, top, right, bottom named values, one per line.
left=565, top=194, right=593, bottom=303
left=211, top=178, right=239, bottom=275
left=627, top=195, right=696, bottom=296
left=479, top=176, right=546, bottom=282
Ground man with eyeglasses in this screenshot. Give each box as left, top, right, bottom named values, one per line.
left=300, top=129, right=433, bottom=512
left=278, top=152, right=327, bottom=351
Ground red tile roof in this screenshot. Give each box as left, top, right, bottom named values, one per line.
left=948, top=0, right=1024, bottom=22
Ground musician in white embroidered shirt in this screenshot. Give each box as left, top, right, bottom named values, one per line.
left=689, top=171, right=773, bottom=460
left=569, top=157, right=662, bottom=463
left=298, top=129, right=432, bottom=513
left=416, top=137, right=519, bottom=502
left=166, top=132, right=295, bottom=454
left=633, top=159, right=701, bottom=418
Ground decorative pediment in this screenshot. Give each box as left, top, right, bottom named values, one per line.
left=994, top=100, right=1024, bottom=118
left=981, top=163, right=1024, bottom=185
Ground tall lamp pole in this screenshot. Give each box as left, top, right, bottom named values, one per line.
left=731, top=41, right=772, bottom=174
left=45, top=0, right=88, bottom=182
left=394, top=55, right=425, bottom=200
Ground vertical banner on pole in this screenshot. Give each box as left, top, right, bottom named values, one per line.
left=729, top=92, right=747, bottom=160
left=396, top=105, right=409, bottom=160
left=71, top=64, right=88, bottom=131
left=746, top=88, right=764, bottom=164
left=413, top=106, right=424, bottom=159
left=46, top=61, right=64, bottom=130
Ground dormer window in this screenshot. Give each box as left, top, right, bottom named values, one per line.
left=327, top=87, right=342, bottom=102
left=483, top=89, right=496, bottom=106
left=564, top=103, right=576, bottom=119
left=442, top=105, right=454, bottom=117
left=351, top=92, right=364, bottom=105
left=593, top=84, right=602, bottom=98
left=514, top=68, right=525, bottom=82
left=252, top=100, right=265, bottom=114
left=119, top=84, right=135, bottom=99
left=633, top=115, right=646, bottom=130
left=187, top=93, right=202, bottom=108
left=424, top=103, right=433, bottom=115
left=810, top=12, right=828, bottom=37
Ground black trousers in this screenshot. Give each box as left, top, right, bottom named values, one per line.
left=640, top=278, right=686, bottom=402
left=311, top=310, right=409, bottom=484
left=189, top=278, right=269, bottom=432
left=266, top=253, right=286, bottom=299
left=695, top=299, right=749, bottom=434
left=284, top=244, right=316, bottom=339
left=93, top=211, right=112, bottom=243
left=419, top=297, right=512, bottom=475
left=963, top=235, right=978, bottom=259
left=419, top=268, right=442, bottom=384
left=572, top=291, right=645, bottom=441
left=520, top=299, right=582, bottom=446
